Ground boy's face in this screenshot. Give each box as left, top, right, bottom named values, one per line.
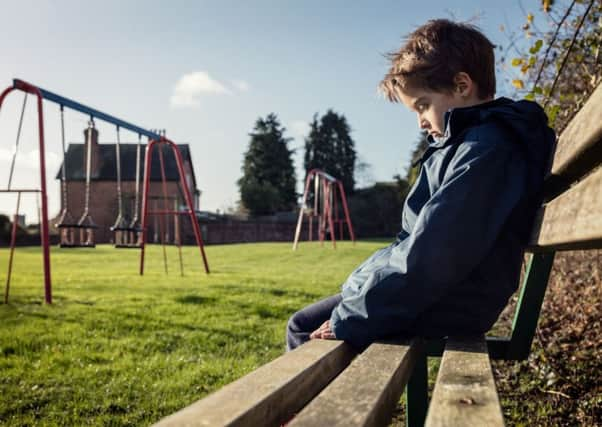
left=397, top=77, right=482, bottom=138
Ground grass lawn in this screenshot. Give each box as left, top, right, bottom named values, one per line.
left=0, top=241, right=389, bottom=426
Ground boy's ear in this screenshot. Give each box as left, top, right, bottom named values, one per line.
left=454, top=72, right=474, bottom=97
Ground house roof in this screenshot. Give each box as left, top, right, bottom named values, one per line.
left=56, top=143, right=197, bottom=189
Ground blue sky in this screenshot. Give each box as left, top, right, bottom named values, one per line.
left=0, top=1, right=533, bottom=222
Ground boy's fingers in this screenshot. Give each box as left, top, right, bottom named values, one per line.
left=322, top=332, right=335, bottom=340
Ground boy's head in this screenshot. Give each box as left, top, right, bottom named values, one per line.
left=379, top=19, right=496, bottom=138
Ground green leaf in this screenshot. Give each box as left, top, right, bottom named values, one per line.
left=533, top=86, right=543, bottom=95
left=512, top=58, right=524, bottom=66
left=529, top=39, right=544, bottom=54
left=525, top=92, right=535, bottom=101
left=546, top=104, right=561, bottom=125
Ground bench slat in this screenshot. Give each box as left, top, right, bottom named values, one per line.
left=152, top=339, right=356, bottom=427
left=547, top=83, right=602, bottom=195
left=530, top=163, right=602, bottom=250
left=289, top=339, right=423, bottom=427
left=425, top=337, right=504, bottom=427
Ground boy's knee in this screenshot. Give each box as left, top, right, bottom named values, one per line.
left=286, top=311, right=302, bottom=334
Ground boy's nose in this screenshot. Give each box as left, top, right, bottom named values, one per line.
left=418, top=116, right=429, bottom=130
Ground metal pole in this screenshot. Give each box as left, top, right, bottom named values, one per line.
left=130, top=134, right=142, bottom=228
left=4, top=192, right=21, bottom=304
left=324, top=182, right=337, bottom=249
left=34, top=87, right=52, bottom=303
left=175, top=198, right=184, bottom=277
left=157, top=145, right=169, bottom=275
left=312, top=172, right=319, bottom=242
left=13, top=79, right=162, bottom=142
left=319, top=179, right=327, bottom=246
left=337, top=181, right=356, bottom=244
left=0, top=84, right=52, bottom=304
left=292, top=172, right=313, bottom=250
left=164, top=138, right=209, bottom=274
left=139, top=141, right=154, bottom=275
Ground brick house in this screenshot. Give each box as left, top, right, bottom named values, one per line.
left=54, top=127, right=200, bottom=244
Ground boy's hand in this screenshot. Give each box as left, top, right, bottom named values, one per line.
left=310, top=320, right=336, bottom=340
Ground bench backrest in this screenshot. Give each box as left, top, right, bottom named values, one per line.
left=505, top=82, right=602, bottom=360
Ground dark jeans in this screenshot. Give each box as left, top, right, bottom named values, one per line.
left=286, top=294, right=342, bottom=351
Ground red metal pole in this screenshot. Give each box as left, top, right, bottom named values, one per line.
left=162, top=137, right=209, bottom=274
left=175, top=198, right=183, bottom=277
left=2, top=82, right=53, bottom=303
left=333, top=184, right=343, bottom=240
left=337, top=181, right=355, bottom=244
left=139, top=140, right=155, bottom=275
left=4, top=192, right=21, bottom=304
left=325, top=182, right=337, bottom=249
left=35, top=88, right=52, bottom=303
left=157, top=146, right=169, bottom=275
left=319, top=179, right=329, bottom=246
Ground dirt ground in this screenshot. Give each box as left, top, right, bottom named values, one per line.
left=493, top=250, right=602, bottom=426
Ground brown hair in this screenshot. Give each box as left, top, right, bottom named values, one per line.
left=379, top=19, right=496, bottom=101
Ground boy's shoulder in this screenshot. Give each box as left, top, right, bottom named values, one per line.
left=451, top=98, right=551, bottom=150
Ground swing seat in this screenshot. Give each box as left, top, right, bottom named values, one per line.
left=112, top=224, right=143, bottom=249
left=58, top=219, right=97, bottom=248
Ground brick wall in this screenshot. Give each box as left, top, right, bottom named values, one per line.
left=197, top=222, right=298, bottom=245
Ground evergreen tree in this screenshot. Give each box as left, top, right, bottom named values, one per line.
left=238, top=113, right=297, bottom=216
left=304, top=110, right=356, bottom=195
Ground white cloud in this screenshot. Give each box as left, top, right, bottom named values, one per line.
left=289, top=120, right=310, bottom=140
left=0, top=147, right=15, bottom=162
left=170, top=71, right=231, bottom=108
left=0, top=148, right=60, bottom=171
left=232, top=80, right=250, bottom=92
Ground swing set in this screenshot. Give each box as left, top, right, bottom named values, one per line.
left=292, top=169, right=355, bottom=250
left=0, top=78, right=209, bottom=304
left=109, top=128, right=144, bottom=249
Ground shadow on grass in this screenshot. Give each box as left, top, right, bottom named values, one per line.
left=216, top=283, right=322, bottom=300
left=175, top=295, right=217, bottom=305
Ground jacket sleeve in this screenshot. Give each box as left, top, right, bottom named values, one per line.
left=330, top=138, right=527, bottom=348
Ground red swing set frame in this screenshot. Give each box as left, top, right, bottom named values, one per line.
left=0, top=80, right=52, bottom=304
left=293, top=169, right=356, bottom=250
left=1, top=79, right=210, bottom=304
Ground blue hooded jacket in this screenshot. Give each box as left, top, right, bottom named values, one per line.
left=330, top=98, right=556, bottom=348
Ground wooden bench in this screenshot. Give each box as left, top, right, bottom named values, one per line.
left=152, top=83, right=602, bottom=427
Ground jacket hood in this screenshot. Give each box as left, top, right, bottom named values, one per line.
left=427, top=97, right=556, bottom=197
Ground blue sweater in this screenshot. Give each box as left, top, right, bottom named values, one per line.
left=330, top=98, right=556, bottom=348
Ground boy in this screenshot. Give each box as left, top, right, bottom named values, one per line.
left=286, top=19, right=555, bottom=350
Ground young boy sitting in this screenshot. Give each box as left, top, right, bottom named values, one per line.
left=286, top=19, right=556, bottom=350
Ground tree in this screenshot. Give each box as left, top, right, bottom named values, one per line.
left=304, top=110, right=357, bottom=195
left=501, top=0, right=601, bottom=131
left=238, top=113, right=297, bottom=216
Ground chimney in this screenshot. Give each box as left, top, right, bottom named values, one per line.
left=83, top=126, right=101, bottom=178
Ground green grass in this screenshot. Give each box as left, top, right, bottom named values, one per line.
left=0, top=241, right=388, bottom=426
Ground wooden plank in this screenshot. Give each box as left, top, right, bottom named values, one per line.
left=425, top=337, right=504, bottom=427
left=152, top=339, right=356, bottom=427
left=531, top=164, right=602, bottom=250
left=289, top=339, right=423, bottom=427
left=550, top=83, right=602, bottom=182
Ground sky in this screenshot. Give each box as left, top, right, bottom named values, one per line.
left=0, top=0, right=533, bottom=223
